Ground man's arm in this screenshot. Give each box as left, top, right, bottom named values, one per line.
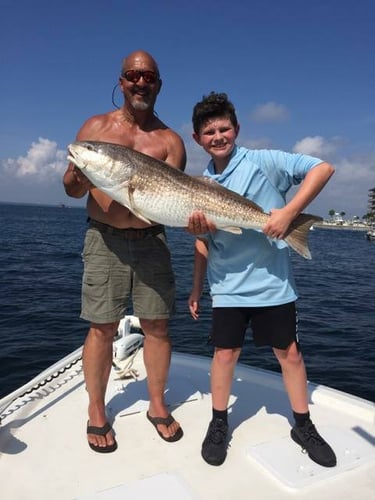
left=164, top=132, right=187, bottom=171
left=62, top=116, right=102, bottom=198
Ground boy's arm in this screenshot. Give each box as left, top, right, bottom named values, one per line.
left=264, top=161, right=335, bottom=239
left=188, top=237, right=209, bottom=320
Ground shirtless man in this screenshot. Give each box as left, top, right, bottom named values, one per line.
left=63, top=50, right=186, bottom=452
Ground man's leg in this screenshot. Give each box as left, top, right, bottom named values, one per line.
left=83, top=322, right=118, bottom=449
left=141, top=318, right=181, bottom=439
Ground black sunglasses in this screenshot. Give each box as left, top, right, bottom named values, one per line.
left=121, top=70, right=159, bottom=84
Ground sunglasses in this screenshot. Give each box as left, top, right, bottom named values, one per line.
left=121, top=70, right=159, bottom=84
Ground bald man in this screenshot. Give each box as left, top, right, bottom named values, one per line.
left=63, top=50, right=186, bottom=452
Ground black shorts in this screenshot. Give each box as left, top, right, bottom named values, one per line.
left=211, top=302, right=298, bottom=350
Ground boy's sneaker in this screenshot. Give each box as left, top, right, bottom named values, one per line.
left=201, top=418, right=228, bottom=466
left=291, top=421, right=336, bottom=467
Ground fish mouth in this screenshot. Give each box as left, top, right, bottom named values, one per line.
left=67, top=145, right=84, bottom=168
left=66, top=144, right=76, bottom=162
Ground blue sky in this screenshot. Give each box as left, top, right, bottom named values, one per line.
left=0, top=0, right=374, bottom=218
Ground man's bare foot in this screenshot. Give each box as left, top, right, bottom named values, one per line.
left=146, top=412, right=183, bottom=442
left=87, top=421, right=117, bottom=453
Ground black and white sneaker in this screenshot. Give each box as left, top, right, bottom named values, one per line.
left=291, top=421, right=337, bottom=467
left=201, top=418, right=228, bottom=466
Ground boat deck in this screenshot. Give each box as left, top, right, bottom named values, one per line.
left=0, top=347, right=374, bottom=499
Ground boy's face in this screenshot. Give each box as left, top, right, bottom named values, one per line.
left=193, top=117, right=239, bottom=160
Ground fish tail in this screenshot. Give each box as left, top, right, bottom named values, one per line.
left=284, top=213, right=322, bottom=259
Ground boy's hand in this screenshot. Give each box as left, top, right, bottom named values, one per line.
left=186, top=211, right=216, bottom=235
left=263, top=207, right=295, bottom=239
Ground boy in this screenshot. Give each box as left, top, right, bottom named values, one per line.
left=188, top=92, right=336, bottom=468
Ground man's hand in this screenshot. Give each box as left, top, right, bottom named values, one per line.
left=63, top=163, right=93, bottom=198
left=71, top=165, right=92, bottom=189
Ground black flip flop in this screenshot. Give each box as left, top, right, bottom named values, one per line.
left=87, top=421, right=118, bottom=453
left=146, top=412, right=183, bottom=442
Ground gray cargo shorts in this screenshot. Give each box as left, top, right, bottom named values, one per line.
left=80, top=220, right=176, bottom=323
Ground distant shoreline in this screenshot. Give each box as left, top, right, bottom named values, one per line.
left=314, top=222, right=369, bottom=232
left=0, top=200, right=85, bottom=210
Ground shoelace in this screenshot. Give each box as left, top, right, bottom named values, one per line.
left=208, top=420, right=227, bottom=444
left=299, top=423, right=326, bottom=446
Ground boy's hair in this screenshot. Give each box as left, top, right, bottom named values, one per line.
left=192, top=92, right=238, bottom=134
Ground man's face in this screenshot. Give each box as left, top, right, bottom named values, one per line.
left=119, top=57, right=161, bottom=111
left=193, top=117, right=238, bottom=160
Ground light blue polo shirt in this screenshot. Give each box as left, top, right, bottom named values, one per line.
left=203, top=145, right=322, bottom=307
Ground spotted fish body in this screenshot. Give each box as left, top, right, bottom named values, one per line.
left=67, top=141, right=322, bottom=259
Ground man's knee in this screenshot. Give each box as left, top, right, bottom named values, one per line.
left=140, top=318, right=169, bottom=339
left=89, top=322, right=119, bottom=340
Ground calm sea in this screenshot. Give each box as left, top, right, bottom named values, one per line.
left=0, top=202, right=374, bottom=402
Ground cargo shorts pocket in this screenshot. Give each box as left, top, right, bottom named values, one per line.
left=83, top=269, right=109, bottom=286
left=82, top=268, right=110, bottom=303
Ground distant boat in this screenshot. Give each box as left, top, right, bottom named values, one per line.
left=365, top=228, right=375, bottom=240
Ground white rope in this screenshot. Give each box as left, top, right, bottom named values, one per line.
left=112, top=347, right=140, bottom=380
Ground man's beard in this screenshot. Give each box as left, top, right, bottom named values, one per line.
left=132, top=101, right=150, bottom=111
left=129, top=95, right=152, bottom=111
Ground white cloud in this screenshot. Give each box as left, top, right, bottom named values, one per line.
left=2, top=138, right=66, bottom=182
left=292, top=135, right=339, bottom=158
left=250, top=102, right=289, bottom=122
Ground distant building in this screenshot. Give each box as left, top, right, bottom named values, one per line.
left=369, top=188, right=375, bottom=216
left=333, top=212, right=344, bottom=225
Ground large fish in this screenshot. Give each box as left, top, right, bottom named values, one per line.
left=67, top=141, right=322, bottom=259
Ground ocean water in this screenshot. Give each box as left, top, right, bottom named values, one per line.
left=0, top=202, right=374, bottom=402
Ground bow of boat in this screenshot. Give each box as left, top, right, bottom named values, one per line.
left=0, top=317, right=374, bottom=500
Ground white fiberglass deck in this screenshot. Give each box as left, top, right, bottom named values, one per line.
left=0, top=346, right=374, bottom=500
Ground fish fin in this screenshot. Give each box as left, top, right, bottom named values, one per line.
left=284, top=213, right=322, bottom=259
left=125, top=201, right=153, bottom=223
left=129, top=209, right=153, bottom=224
left=221, top=227, right=243, bottom=234
left=126, top=183, right=153, bottom=224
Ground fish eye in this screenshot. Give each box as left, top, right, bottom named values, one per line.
left=87, top=144, right=94, bottom=151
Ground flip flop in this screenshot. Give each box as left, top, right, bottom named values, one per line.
left=87, top=421, right=118, bottom=453
left=146, top=412, right=184, bottom=442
